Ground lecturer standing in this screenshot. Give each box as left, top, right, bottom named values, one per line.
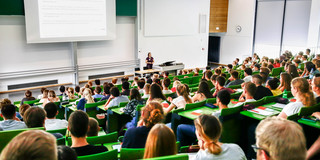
left=145, top=52, right=154, bottom=69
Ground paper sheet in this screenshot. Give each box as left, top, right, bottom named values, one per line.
left=272, top=103, right=286, bottom=109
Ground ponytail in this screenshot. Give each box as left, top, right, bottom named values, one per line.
left=177, top=84, right=192, bottom=104
left=300, top=92, right=316, bottom=107
left=291, top=77, right=316, bottom=107
left=205, top=141, right=222, bottom=155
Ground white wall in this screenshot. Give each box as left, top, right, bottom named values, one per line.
left=0, top=16, right=136, bottom=91
left=219, top=0, right=256, bottom=64
left=307, top=0, right=320, bottom=53
left=137, top=0, right=210, bottom=69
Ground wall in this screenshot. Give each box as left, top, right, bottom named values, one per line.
left=137, top=0, right=210, bottom=69
left=0, top=16, right=136, bottom=91
left=307, top=0, right=320, bottom=53
left=219, top=0, right=256, bottom=64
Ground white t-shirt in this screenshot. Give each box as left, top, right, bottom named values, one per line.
left=282, top=101, right=303, bottom=116
left=107, top=96, right=130, bottom=108
left=172, top=96, right=187, bottom=109
left=191, top=143, right=246, bottom=160
left=142, top=94, right=150, bottom=99
left=163, top=89, right=173, bottom=95
left=212, top=110, right=221, bottom=118
left=45, top=119, right=68, bottom=131
left=243, top=75, right=252, bottom=83
left=233, top=99, right=256, bottom=107
left=139, top=89, right=144, bottom=94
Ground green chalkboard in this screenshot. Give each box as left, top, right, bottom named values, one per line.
left=0, top=0, right=137, bottom=16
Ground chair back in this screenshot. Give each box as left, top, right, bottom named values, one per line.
left=78, top=149, right=118, bottom=160
left=67, top=132, right=118, bottom=146
left=143, top=154, right=188, bottom=160
left=47, top=128, right=67, bottom=136
left=219, top=106, right=242, bottom=143
left=299, top=104, right=320, bottom=117
left=185, top=100, right=206, bottom=110
left=206, top=98, right=216, bottom=105
left=120, top=148, right=145, bottom=160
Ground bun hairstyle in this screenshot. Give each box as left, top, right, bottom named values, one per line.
left=291, top=77, right=316, bottom=107
left=194, top=114, right=222, bottom=155
left=176, top=84, right=192, bottom=104
left=141, top=101, right=164, bottom=128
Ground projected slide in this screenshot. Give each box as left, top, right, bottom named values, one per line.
left=38, top=0, right=107, bottom=38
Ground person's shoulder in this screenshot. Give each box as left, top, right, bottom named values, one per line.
left=91, top=145, right=108, bottom=151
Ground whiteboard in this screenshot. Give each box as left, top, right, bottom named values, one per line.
left=144, top=0, right=199, bottom=36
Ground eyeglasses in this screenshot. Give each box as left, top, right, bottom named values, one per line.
left=251, top=144, right=270, bottom=157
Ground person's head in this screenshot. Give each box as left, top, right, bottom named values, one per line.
left=260, top=67, right=270, bottom=75
left=302, top=55, right=308, bottom=60
left=68, top=87, right=75, bottom=95
left=144, top=123, right=177, bottom=159
left=59, top=86, right=65, bottom=93
left=0, top=104, right=16, bottom=120
left=254, top=63, right=261, bottom=71
left=137, top=80, right=145, bottom=90
left=217, top=90, right=230, bottom=106
left=214, top=68, right=221, bottom=75
left=206, top=66, right=211, bottom=70
left=172, top=80, right=181, bottom=89
left=252, top=75, right=263, bottom=86
left=205, top=70, right=213, bottom=80
left=244, top=82, right=257, bottom=97
left=147, top=78, right=153, bottom=84
left=112, top=78, right=118, bottom=84
left=144, top=83, right=151, bottom=94
left=255, top=117, right=306, bottom=160
left=83, top=88, right=95, bottom=103
left=176, top=84, right=192, bottom=104
left=268, top=58, right=274, bottom=65
left=210, top=75, right=218, bottom=84
left=42, top=90, right=49, bottom=99
left=25, top=90, right=32, bottom=98
left=312, top=77, right=320, bottom=94
left=267, top=64, right=274, bottom=71
left=293, top=59, right=301, bottom=67
left=148, top=52, right=152, bottom=57
left=216, top=76, right=226, bottom=88
left=162, top=78, right=171, bottom=89
left=266, top=78, right=280, bottom=90
left=122, top=81, right=130, bottom=90
left=287, top=64, right=299, bottom=78
left=110, top=87, right=120, bottom=97
left=130, top=88, right=142, bottom=101
left=0, top=98, right=12, bottom=108
left=305, top=61, right=316, bottom=72
left=316, top=54, right=320, bottom=60
left=24, top=107, right=46, bottom=128
left=150, top=84, right=166, bottom=100
left=103, top=84, right=112, bottom=95
left=259, top=72, right=268, bottom=84
left=75, top=86, right=80, bottom=93
left=275, top=58, right=280, bottom=64
left=48, top=90, right=57, bottom=98
left=40, top=87, right=46, bottom=94
left=244, top=68, right=252, bottom=76
left=94, top=87, right=102, bottom=95
left=306, top=48, right=311, bottom=55
left=164, top=71, right=169, bottom=77
left=0, top=130, right=57, bottom=160
left=68, top=110, right=89, bottom=138
left=279, top=72, right=292, bottom=91
left=230, top=70, right=239, bottom=80
left=94, top=79, right=101, bottom=86
left=291, top=77, right=316, bottom=107
left=87, top=117, right=99, bottom=137
left=194, top=114, right=222, bottom=155
left=19, top=104, right=31, bottom=118
left=141, top=101, right=164, bottom=128
left=227, top=64, right=233, bottom=70
left=57, top=145, right=77, bottom=160
left=44, top=102, right=58, bottom=119
left=262, top=62, right=268, bottom=68
left=153, top=78, right=161, bottom=86
left=198, top=81, right=214, bottom=99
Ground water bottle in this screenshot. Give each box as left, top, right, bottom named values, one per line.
left=283, top=89, right=287, bottom=99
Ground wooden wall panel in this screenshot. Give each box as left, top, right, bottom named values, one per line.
left=209, top=0, right=229, bottom=33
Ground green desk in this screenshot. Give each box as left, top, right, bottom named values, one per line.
left=68, top=105, right=77, bottom=111
left=240, top=103, right=281, bottom=121
left=178, top=106, right=219, bottom=120
left=298, top=119, right=320, bottom=129
left=229, top=99, right=240, bottom=108
left=111, top=107, right=124, bottom=115
left=98, top=105, right=106, bottom=111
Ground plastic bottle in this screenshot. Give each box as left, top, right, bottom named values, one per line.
left=283, top=89, right=287, bottom=99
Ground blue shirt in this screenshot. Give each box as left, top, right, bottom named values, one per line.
left=0, top=119, right=27, bottom=131
left=93, top=94, right=104, bottom=99
left=77, top=98, right=86, bottom=111
left=100, top=95, right=110, bottom=102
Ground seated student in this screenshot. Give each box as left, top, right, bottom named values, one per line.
left=226, top=64, right=233, bottom=73
left=251, top=75, right=273, bottom=100
left=212, top=90, right=231, bottom=117
left=302, top=55, right=308, bottom=63
left=37, top=87, right=47, bottom=100
left=94, top=79, right=101, bottom=88
left=43, top=90, right=60, bottom=106
left=312, top=77, right=320, bottom=103
left=166, top=84, right=192, bottom=113
left=153, top=78, right=161, bottom=87
left=44, top=102, right=68, bottom=130
left=307, top=112, right=320, bottom=159
left=100, top=83, right=113, bottom=101
left=267, top=64, right=274, bottom=72
left=137, top=80, right=145, bottom=94
left=171, top=80, right=182, bottom=93
left=192, top=81, right=214, bottom=102
left=67, top=87, right=77, bottom=100
left=214, top=68, right=222, bottom=76
left=226, top=70, right=244, bottom=87
left=243, top=68, right=253, bottom=82
left=273, top=58, right=280, bottom=68
left=0, top=104, right=27, bottom=130
left=288, top=64, right=300, bottom=79
left=131, top=76, right=139, bottom=87
left=212, top=76, right=235, bottom=98
left=142, top=83, right=151, bottom=99
left=193, top=115, right=246, bottom=160
left=58, top=85, right=66, bottom=97
left=122, top=101, right=164, bottom=148
left=235, top=82, right=257, bottom=107
left=57, top=145, right=77, bottom=160
left=77, top=88, right=95, bottom=111
left=253, top=63, right=260, bottom=72
left=24, top=107, right=63, bottom=139
left=148, top=83, right=168, bottom=104
left=278, top=72, right=292, bottom=92
left=39, top=89, right=49, bottom=103
left=0, top=130, right=57, bottom=160
left=92, top=87, right=104, bottom=99
left=104, top=87, right=129, bottom=110
left=87, top=117, right=99, bottom=137
left=19, top=104, right=31, bottom=121
left=162, top=78, right=172, bottom=94
left=111, top=78, right=118, bottom=85
left=75, top=85, right=80, bottom=96
left=266, top=78, right=282, bottom=96
left=144, top=123, right=177, bottom=159
left=122, top=88, right=146, bottom=129
left=255, top=117, right=306, bottom=160
left=302, top=61, right=317, bottom=79
left=20, top=90, right=36, bottom=105
left=121, top=81, right=130, bottom=96
left=278, top=77, right=316, bottom=119
left=69, top=111, right=107, bottom=156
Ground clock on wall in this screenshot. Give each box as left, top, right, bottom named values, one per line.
left=236, top=25, right=242, bottom=33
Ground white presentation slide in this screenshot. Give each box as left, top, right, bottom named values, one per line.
left=38, top=0, right=107, bottom=38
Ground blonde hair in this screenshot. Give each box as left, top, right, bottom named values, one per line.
left=172, top=80, right=181, bottom=89
left=88, top=80, right=93, bottom=87
left=291, top=77, right=316, bottom=107
left=83, top=88, right=95, bottom=103
left=67, top=87, right=76, bottom=99
left=256, top=117, right=306, bottom=160
left=144, top=124, right=177, bottom=159
left=0, top=130, right=57, bottom=160
left=144, top=83, right=151, bottom=94
left=176, top=84, right=192, bottom=104
left=194, top=114, right=222, bottom=155
left=19, top=104, right=31, bottom=118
